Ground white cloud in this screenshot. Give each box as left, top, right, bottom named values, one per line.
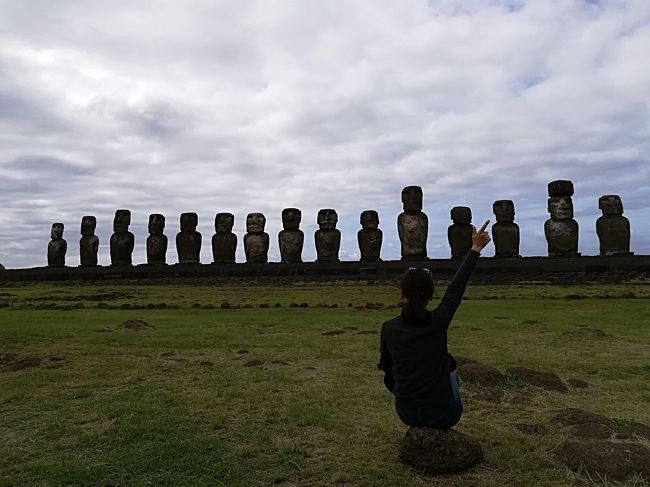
left=1, top=0, right=649, bottom=268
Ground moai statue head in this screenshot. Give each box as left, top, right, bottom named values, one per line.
left=599, top=195, right=624, bottom=216
left=548, top=180, right=574, bottom=197
left=180, top=212, right=198, bottom=232
left=317, top=209, right=338, bottom=230
left=51, top=223, right=64, bottom=240
left=451, top=206, right=472, bottom=225
left=281, top=208, right=302, bottom=231
left=493, top=200, right=515, bottom=223
left=246, top=213, right=266, bottom=233
left=360, top=210, right=379, bottom=230
left=113, top=209, right=131, bottom=233
left=401, top=186, right=423, bottom=213
left=148, top=214, right=165, bottom=234
left=215, top=213, right=234, bottom=233
left=80, top=216, right=96, bottom=235
left=548, top=197, right=573, bottom=220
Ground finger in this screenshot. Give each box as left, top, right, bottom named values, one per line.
left=478, top=220, right=490, bottom=233
left=472, top=225, right=477, bottom=236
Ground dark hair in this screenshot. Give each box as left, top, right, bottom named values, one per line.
left=400, top=268, right=434, bottom=324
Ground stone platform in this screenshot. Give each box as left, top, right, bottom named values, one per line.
left=1, top=255, right=649, bottom=284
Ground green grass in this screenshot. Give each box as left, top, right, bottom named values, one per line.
left=1, top=282, right=649, bottom=486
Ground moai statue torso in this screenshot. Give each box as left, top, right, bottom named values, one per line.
left=212, top=213, right=237, bottom=263
left=315, top=209, right=341, bottom=262
left=596, top=195, right=632, bottom=256
left=244, top=213, right=269, bottom=263
left=398, top=186, right=428, bottom=260
left=79, top=216, right=99, bottom=267
left=448, top=206, right=473, bottom=259
left=492, top=200, right=520, bottom=257
left=48, top=223, right=67, bottom=267
left=279, top=208, right=304, bottom=263
left=110, top=209, right=135, bottom=266
left=544, top=180, right=579, bottom=257
left=358, top=210, right=382, bottom=262
left=176, top=212, right=201, bottom=264
left=147, top=214, right=167, bottom=264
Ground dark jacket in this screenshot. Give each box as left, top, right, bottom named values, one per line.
left=378, top=250, right=479, bottom=407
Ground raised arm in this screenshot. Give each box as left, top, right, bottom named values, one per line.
left=433, top=220, right=491, bottom=326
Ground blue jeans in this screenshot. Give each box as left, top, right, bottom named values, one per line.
left=395, top=372, right=463, bottom=429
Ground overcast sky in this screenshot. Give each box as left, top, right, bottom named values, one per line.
left=1, top=0, right=649, bottom=268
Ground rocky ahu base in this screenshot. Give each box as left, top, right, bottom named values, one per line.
left=399, top=427, right=482, bottom=474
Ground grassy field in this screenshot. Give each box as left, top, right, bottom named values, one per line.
left=1, top=281, right=649, bottom=486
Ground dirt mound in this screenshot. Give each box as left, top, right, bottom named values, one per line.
left=506, top=367, right=567, bottom=392
left=515, top=423, right=548, bottom=436
left=458, top=362, right=505, bottom=387
left=321, top=330, right=345, bottom=336
left=562, top=327, right=606, bottom=338
left=119, top=319, right=154, bottom=331
left=243, top=359, right=263, bottom=367
left=566, top=378, right=589, bottom=389
left=554, top=408, right=650, bottom=440
left=554, top=441, right=650, bottom=482
left=0, top=353, right=64, bottom=372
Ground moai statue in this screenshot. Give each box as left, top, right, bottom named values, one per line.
left=79, top=216, right=99, bottom=267
left=146, top=214, right=167, bottom=265
left=244, top=213, right=269, bottom=263
left=212, top=213, right=237, bottom=263
left=47, top=223, right=67, bottom=267
left=176, top=212, right=201, bottom=264
left=492, top=200, right=520, bottom=257
left=545, top=180, right=580, bottom=257
left=358, top=210, right=382, bottom=262
left=315, top=209, right=341, bottom=262
left=448, top=207, right=473, bottom=259
left=110, top=209, right=134, bottom=266
left=597, top=195, right=632, bottom=256
left=278, top=208, right=304, bottom=263
left=398, top=186, right=428, bottom=260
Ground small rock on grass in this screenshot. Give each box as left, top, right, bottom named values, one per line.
left=400, top=427, right=482, bottom=474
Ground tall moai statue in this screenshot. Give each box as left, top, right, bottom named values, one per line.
left=79, top=216, right=99, bottom=267
left=545, top=180, right=580, bottom=257
left=147, top=214, right=167, bottom=265
left=47, top=223, right=67, bottom=267
left=358, top=210, right=382, bottom=262
left=244, top=213, right=269, bottom=263
left=315, top=209, right=341, bottom=262
left=492, top=200, right=520, bottom=257
left=279, top=208, right=304, bottom=263
left=597, top=195, right=632, bottom=256
left=110, top=209, right=134, bottom=266
left=176, top=212, right=201, bottom=264
left=448, top=206, right=473, bottom=259
left=212, top=213, right=237, bottom=263
left=398, top=186, right=428, bottom=260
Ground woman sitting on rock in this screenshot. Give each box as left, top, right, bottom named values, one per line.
left=378, top=221, right=491, bottom=428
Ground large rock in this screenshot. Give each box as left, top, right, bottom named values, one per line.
left=400, top=427, right=482, bottom=474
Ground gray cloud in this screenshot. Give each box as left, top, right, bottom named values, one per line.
left=1, top=0, right=649, bottom=268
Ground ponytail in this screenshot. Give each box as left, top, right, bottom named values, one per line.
left=400, top=268, right=434, bottom=325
